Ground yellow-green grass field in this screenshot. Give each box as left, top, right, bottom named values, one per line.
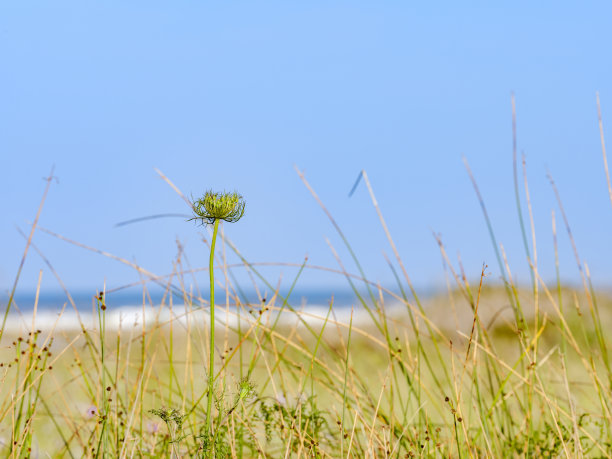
left=2, top=167, right=612, bottom=458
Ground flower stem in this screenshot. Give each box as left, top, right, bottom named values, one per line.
left=206, top=218, right=220, bottom=437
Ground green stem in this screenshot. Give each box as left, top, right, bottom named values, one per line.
left=206, top=219, right=220, bottom=437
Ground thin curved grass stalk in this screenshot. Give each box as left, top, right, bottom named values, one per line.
left=511, top=94, right=535, bottom=289
left=548, top=173, right=612, bottom=383
left=596, top=92, right=612, bottom=208
left=1, top=167, right=55, bottom=343
left=353, top=169, right=452, bottom=392
left=299, top=168, right=436, bottom=425
left=341, top=307, right=354, bottom=458
left=464, top=157, right=526, bottom=335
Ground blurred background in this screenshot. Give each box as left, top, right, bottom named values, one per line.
left=1, top=2, right=612, bottom=306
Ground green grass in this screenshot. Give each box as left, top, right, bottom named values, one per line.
left=2, top=160, right=612, bottom=457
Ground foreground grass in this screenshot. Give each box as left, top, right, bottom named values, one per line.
left=2, top=281, right=611, bottom=458
left=3, top=151, right=612, bottom=457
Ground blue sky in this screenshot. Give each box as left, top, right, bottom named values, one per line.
left=2, top=2, right=612, bottom=298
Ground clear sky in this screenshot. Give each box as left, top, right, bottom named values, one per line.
left=2, top=2, right=612, bottom=298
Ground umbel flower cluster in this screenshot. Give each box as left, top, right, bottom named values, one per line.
left=190, top=190, right=245, bottom=225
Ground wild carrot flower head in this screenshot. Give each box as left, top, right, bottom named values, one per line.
left=190, top=190, right=245, bottom=225
left=235, top=377, right=256, bottom=405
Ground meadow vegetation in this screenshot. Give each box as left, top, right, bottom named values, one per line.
left=2, top=111, right=612, bottom=457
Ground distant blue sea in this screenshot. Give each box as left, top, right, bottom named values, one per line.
left=1, top=288, right=392, bottom=313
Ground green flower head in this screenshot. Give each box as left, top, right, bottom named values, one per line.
left=236, top=377, right=256, bottom=403
left=190, top=190, right=246, bottom=225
